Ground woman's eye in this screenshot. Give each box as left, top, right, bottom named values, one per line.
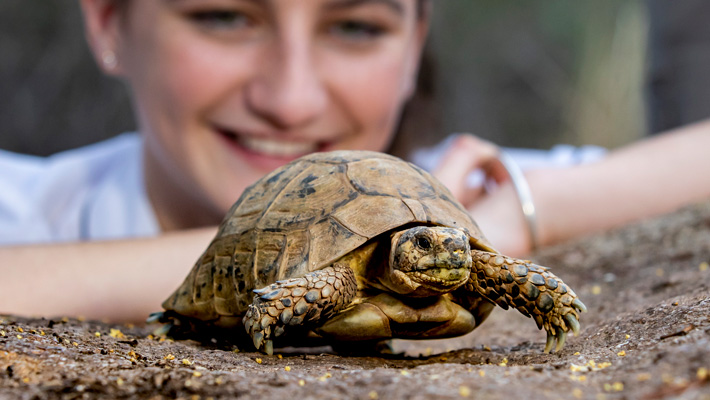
left=330, top=20, right=386, bottom=41
left=188, top=10, right=250, bottom=30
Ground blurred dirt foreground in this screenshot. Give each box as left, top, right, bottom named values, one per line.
left=2, top=201, right=710, bottom=400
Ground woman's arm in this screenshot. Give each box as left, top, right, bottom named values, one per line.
left=436, top=120, right=710, bottom=257
left=0, top=227, right=216, bottom=322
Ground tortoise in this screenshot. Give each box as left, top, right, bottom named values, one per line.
left=152, top=150, right=586, bottom=355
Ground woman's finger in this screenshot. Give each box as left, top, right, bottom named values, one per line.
left=432, top=134, right=504, bottom=207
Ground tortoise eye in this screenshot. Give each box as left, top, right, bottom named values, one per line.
left=416, top=236, right=431, bottom=250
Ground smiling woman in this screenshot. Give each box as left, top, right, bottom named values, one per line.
left=84, top=0, right=430, bottom=231
left=0, top=0, right=433, bottom=321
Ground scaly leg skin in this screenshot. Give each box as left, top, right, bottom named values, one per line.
left=464, top=250, right=587, bottom=353
left=243, top=264, right=358, bottom=355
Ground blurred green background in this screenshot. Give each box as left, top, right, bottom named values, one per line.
left=1, top=1, right=709, bottom=157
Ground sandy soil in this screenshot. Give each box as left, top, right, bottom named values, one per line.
left=2, top=201, right=710, bottom=399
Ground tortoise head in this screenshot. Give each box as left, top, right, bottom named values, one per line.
left=383, top=226, right=472, bottom=297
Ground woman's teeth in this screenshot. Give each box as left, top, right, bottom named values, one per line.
left=237, top=135, right=319, bottom=157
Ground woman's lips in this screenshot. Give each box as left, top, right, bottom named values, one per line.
left=215, top=127, right=326, bottom=168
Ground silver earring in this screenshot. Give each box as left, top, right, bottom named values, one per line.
left=102, top=50, right=117, bottom=69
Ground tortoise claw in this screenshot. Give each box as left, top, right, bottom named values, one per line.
left=544, top=331, right=555, bottom=353
left=564, top=313, right=581, bottom=336
left=264, top=340, right=274, bottom=356
left=555, top=327, right=567, bottom=352
left=573, top=298, right=587, bottom=313
left=252, top=331, right=264, bottom=351
left=146, top=312, right=164, bottom=324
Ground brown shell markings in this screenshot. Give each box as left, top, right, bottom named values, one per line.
left=162, top=151, right=494, bottom=323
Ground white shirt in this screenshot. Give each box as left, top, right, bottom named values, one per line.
left=0, top=132, right=605, bottom=245
left=0, top=133, right=159, bottom=245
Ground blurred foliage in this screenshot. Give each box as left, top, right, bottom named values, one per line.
left=2, top=0, right=706, bottom=157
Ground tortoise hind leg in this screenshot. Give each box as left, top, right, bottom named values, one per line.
left=463, top=250, right=587, bottom=353
left=243, top=264, right=357, bottom=354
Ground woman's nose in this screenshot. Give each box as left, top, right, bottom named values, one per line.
left=246, top=41, right=328, bottom=130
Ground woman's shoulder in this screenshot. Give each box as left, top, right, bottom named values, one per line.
left=0, top=133, right=157, bottom=244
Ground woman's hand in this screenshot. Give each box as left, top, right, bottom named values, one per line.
left=431, top=134, right=532, bottom=257
left=432, top=134, right=509, bottom=208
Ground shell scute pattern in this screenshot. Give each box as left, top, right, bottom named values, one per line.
left=163, top=151, right=493, bottom=323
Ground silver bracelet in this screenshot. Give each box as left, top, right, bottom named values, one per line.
left=496, top=151, right=539, bottom=251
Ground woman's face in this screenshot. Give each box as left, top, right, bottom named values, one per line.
left=87, top=0, right=428, bottom=227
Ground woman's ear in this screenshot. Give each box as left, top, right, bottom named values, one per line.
left=79, top=0, right=125, bottom=76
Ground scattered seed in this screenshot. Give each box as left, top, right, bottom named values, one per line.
left=193, top=371, right=202, bottom=377
left=479, top=370, right=485, bottom=377
left=617, top=351, right=626, bottom=357
left=400, top=370, right=410, bottom=376
left=17, top=328, right=23, bottom=333
left=254, top=358, right=262, bottom=364
left=698, top=368, right=708, bottom=380
left=116, top=378, right=124, bottom=386
left=39, top=331, right=45, bottom=336
left=498, top=358, right=508, bottom=366
left=0, top=331, right=5, bottom=337
left=16, top=335, right=22, bottom=339
left=699, top=262, right=709, bottom=272
left=625, top=334, right=630, bottom=339
left=368, top=391, right=378, bottom=399
left=573, top=352, right=580, bottom=356
left=572, top=388, right=583, bottom=399
left=277, top=354, right=283, bottom=359
left=655, top=269, right=664, bottom=277
left=298, top=379, right=305, bottom=386
left=109, top=329, right=125, bottom=339
left=182, top=359, right=192, bottom=366
left=72, top=342, right=78, bottom=347
left=284, top=366, right=291, bottom=372
left=95, top=332, right=101, bottom=337
left=459, top=386, right=471, bottom=397
left=215, top=377, right=223, bottom=385
left=164, top=354, right=176, bottom=361
left=636, top=373, right=651, bottom=381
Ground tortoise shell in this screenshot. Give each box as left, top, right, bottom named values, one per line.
left=163, top=150, right=496, bottom=323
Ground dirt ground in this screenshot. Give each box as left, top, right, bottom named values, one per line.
left=2, top=201, right=710, bottom=399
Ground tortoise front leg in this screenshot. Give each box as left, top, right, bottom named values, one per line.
left=243, top=264, right=357, bottom=355
left=463, top=250, right=587, bottom=353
